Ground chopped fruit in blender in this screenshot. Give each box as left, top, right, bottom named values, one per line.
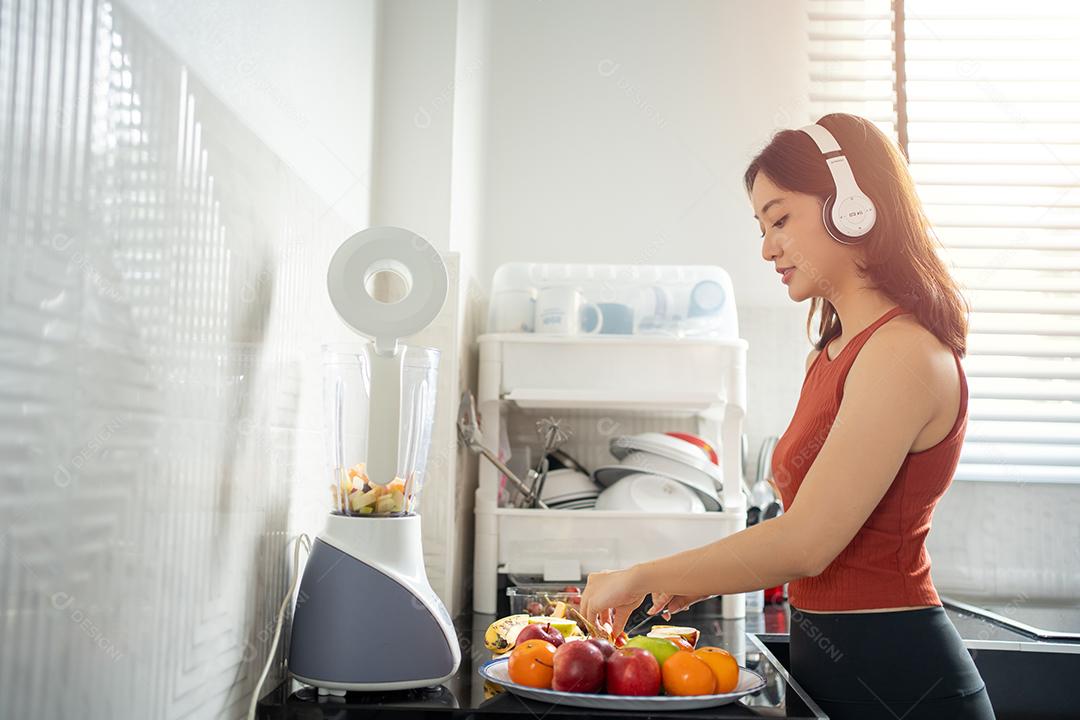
left=349, top=488, right=378, bottom=512
left=332, top=465, right=410, bottom=514
left=647, top=625, right=700, bottom=648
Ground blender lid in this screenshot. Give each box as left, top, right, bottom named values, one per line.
left=326, top=227, right=448, bottom=487
left=327, top=226, right=448, bottom=355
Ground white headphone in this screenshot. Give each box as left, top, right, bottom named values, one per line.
left=799, top=123, right=877, bottom=244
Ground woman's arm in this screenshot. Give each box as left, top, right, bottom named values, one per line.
left=580, top=325, right=948, bottom=632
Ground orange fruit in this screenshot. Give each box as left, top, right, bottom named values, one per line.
left=508, top=639, right=556, bottom=688
left=693, top=646, right=739, bottom=693
left=669, top=637, right=694, bottom=652
left=661, top=650, right=716, bottom=696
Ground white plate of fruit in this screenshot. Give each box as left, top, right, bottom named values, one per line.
left=479, top=615, right=765, bottom=710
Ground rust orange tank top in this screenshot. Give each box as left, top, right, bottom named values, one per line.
left=771, top=306, right=968, bottom=611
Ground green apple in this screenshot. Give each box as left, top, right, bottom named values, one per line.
left=624, top=635, right=679, bottom=666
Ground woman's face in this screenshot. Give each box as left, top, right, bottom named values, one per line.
left=751, top=172, right=851, bottom=303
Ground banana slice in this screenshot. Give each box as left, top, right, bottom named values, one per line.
left=483, top=614, right=529, bottom=654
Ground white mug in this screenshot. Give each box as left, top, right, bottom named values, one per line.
left=535, top=286, right=602, bottom=335
left=635, top=285, right=672, bottom=333
left=491, top=288, right=536, bottom=332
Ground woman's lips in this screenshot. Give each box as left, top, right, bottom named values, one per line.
left=778, top=267, right=795, bottom=285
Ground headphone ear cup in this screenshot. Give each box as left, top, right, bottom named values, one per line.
left=821, top=195, right=843, bottom=243
left=822, top=194, right=865, bottom=245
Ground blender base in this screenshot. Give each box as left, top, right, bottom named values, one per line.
left=287, top=514, right=460, bottom=692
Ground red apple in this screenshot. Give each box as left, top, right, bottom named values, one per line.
left=552, top=640, right=606, bottom=693
left=606, top=647, right=661, bottom=696
left=516, top=622, right=564, bottom=648
left=586, top=637, right=616, bottom=659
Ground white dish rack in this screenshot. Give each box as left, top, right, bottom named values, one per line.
left=472, top=332, right=748, bottom=618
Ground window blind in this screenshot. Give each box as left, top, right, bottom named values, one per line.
left=808, top=0, right=897, bottom=138
left=904, top=0, right=1080, bottom=483
left=810, top=0, right=1080, bottom=483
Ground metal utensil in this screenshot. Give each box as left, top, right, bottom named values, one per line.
left=624, top=606, right=672, bottom=637
left=527, top=416, right=572, bottom=508
left=457, top=391, right=549, bottom=509
left=751, top=436, right=778, bottom=509
left=740, top=433, right=750, bottom=492
left=530, top=456, right=551, bottom=508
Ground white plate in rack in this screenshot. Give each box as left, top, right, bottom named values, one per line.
left=478, top=656, right=765, bottom=711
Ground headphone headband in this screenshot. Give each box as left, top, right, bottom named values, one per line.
left=798, top=123, right=877, bottom=243
left=800, top=123, right=843, bottom=155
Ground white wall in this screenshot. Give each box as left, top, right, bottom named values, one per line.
left=122, top=0, right=377, bottom=228
left=369, top=0, right=459, bottom=250
left=464, top=0, right=815, bottom=471
left=477, top=0, right=810, bottom=308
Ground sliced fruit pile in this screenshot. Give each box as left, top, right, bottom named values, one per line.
left=484, top=615, right=740, bottom=697
left=330, top=463, right=409, bottom=515
left=484, top=610, right=585, bottom=655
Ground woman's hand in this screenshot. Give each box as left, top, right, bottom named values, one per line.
left=646, top=592, right=712, bottom=619
left=579, top=568, right=646, bottom=638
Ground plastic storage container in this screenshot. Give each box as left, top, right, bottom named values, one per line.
left=505, top=585, right=583, bottom=615
left=487, top=262, right=738, bottom=339
left=322, top=342, right=439, bottom=516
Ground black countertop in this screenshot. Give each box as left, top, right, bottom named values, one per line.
left=256, top=599, right=1080, bottom=719
left=256, top=599, right=826, bottom=719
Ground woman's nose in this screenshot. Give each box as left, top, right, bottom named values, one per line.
left=761, top=233, right=779, bottom=262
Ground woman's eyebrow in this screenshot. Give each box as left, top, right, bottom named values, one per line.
left=753, top=198, right=784, bottom=220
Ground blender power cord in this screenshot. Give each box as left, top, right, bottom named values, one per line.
left=247, top=533, right=311, bottom=720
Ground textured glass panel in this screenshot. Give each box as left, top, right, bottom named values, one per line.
left=0, top=1, right=351, bottom=716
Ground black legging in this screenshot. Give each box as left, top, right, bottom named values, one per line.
left=790, top=606, right=995, bottom=720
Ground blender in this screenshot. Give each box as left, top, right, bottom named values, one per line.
left=288, top=227, right=460, bottom=692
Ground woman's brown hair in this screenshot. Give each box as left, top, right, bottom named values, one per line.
left=743, top=113, right=968, bottom=357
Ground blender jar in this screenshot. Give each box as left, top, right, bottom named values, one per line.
left=322, top=342, right=440, bottom=516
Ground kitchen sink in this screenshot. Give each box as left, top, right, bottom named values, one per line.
left=755, top=601, right=1080, bottom=720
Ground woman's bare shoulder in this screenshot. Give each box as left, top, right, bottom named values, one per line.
left=859, top=315, right=958, bottom=393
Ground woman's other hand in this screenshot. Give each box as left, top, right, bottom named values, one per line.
left=579, top=568, right=646, bottom=638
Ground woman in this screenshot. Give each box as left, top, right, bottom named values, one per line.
left=579, top=113, right=994, bottom=719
